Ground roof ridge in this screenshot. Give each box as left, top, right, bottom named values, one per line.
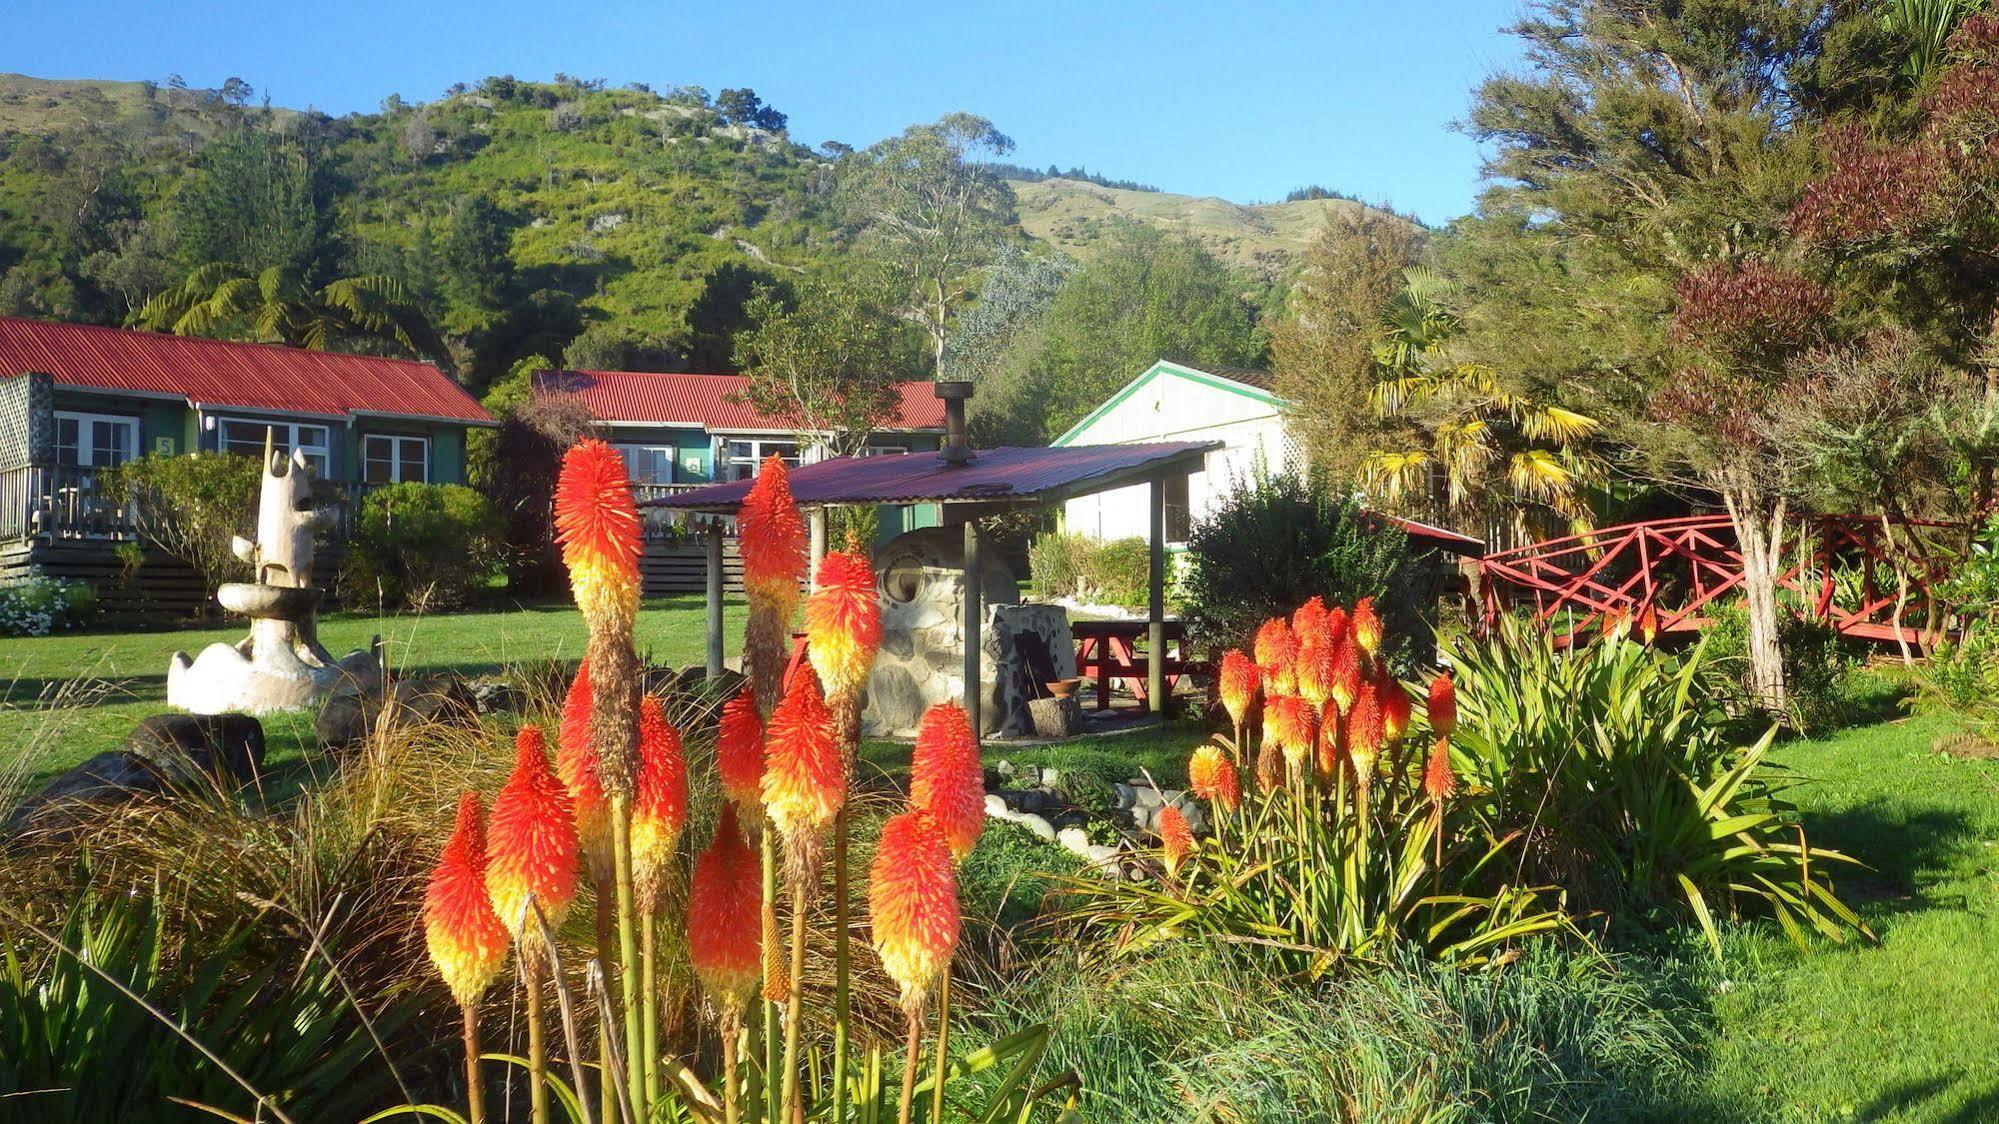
left=0, top=314, right=443, bottom=370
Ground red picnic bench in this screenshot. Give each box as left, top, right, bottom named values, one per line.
left=1070, top=618, right=1193, bottom=712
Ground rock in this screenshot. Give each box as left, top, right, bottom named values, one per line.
left=983, top=793, right=1010, bottom=817
left=1037, top=766, right=1061, bottom=787
left=1056, top=826, right=1093, bottom=857
left=466, top=678, right=522, bottom=714
left=124, top=713, right=265, bottom=782
left=1016, top=813, right=1057, bottom=842
left=316, top=694, right=373, bottom=749
left=1112, top=782, right=1139, bottom=810
left=1014, top=789, right=1052, bottom=814
left=4, top=751, right=169, bottom=837
left=865, top=665, right=925, bottom=735
left=387, top=677, right=478, bottom=727
left=1084, top=843, right=1123, bottom=874
left=993, top=759, right=1017, bottom=778
left=1130, top=785, right=1166, bottom=809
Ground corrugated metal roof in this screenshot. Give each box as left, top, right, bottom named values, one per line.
left=0, top=316, right=492, bottom=424
left=533, top=369, right=949, bottom=431
left=1170, top=360, right=1277, bottom=393
left=645, top=442, right=1224, bottom=510
left=1376, top=514, right=1485, bottom=557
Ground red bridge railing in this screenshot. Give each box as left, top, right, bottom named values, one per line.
left=1476, top=514, right=1960, bottom=646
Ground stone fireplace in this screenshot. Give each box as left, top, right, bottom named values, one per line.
left=862, top=527, right=1076, bottom=738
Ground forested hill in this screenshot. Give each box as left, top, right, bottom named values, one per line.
left=0, top=72, right=1395, bottom=397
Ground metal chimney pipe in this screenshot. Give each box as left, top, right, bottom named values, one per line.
left=935, top=380, right=974, bottom=465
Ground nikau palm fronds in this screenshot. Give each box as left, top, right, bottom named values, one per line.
left=135, top=262, right=445, bottom=362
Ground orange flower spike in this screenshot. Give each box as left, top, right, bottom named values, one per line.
left=1157, top=802, right=1194, bottom=877
left=715, top=686, right=765, bottom=817
left=868, top=810, right=961, bottom=1015
left=1351, top=596, right=1384, bottom=658
left=1600, top=606, right=1631, bottom=642
left=1424, top=737, right=1458, bottom=804
left=1217, top=649, right=1261, bottom=731
left=1637, top=603, right=1661, bottom=645
left=686, top=805, right=762, bottom=1014
left=486, top=726, right=579, bottom=944
left=1323, top=606, right=1350, bottom=652
left=1316, top=702, right=1345, bottom=779
left=555, top=660, right=611, bottom=885
left=1295, top=639, right=1334, bottom=710
left=805, top=549, right=883, bottom=701
left=1291, top=596, right=1329, bottom=651
left=909, top=702, right=984, bottom=862
left=1329, top=635, right=1362, bottom=716
left=554, top=440, right=642, bottom=626
left=1263, top=694, right=1315, bottom=768
left=737, top=456, right=808, bottom=610
left=1254, top=617, right=1299, bottom=695
left=1188, top=743, right=1241, bottom=811
left=631, top=696, right=689, bottom=913
left=1345, top=679, right=1383, bottom=785
left=761, top=669, right=845, bottom=843
left=425, top=792, right=511, bottom=1008
left=1427, top=674, right=1457, bottom=739
left=1379, top=672, right=1413, bottom=747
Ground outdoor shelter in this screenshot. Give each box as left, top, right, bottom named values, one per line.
left=643, top=437, right=1222, bottom=734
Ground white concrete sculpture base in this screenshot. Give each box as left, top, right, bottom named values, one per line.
left=165, top=443, right=383, bottom=715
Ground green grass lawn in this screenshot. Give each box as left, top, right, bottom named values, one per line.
left=1699, top=712, right=1999, bottom=1123
left=1, top=595, right=746, bottom=784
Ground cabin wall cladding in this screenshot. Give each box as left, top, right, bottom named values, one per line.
left=0, top=372, right=52, bottom=470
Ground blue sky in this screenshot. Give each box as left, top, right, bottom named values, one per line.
left=8, top=0, right=1528, bottom=224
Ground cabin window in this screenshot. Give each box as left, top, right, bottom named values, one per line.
left=613, top=444, right=676, bottom=484
left=716, top=437, right=800, bottom=482
left=859, top=444, right=909, bottom=457
left=1165, top=471, right=1193, bottom=543
left=218, top=418, right=331, bottom=477
left=363, top=434, right=430, bottom=484
left=52, top=411, right=138, bottom=469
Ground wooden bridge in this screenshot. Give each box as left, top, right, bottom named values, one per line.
left=1476, top=514, right=1959, bottom=646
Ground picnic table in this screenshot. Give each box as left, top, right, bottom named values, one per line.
left=1071, top=618, right=1191, bottom=712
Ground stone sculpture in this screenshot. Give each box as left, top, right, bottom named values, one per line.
left=167, top=437, right=382, bottom=714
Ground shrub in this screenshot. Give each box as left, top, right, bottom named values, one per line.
left=0, top=573, right=96, bottom=636
left=1912, top=616, right=1999, bottom=740
left=1179, top=472, right=1427, bottom=665
left=339, top=482, right=503, bottom=611
left=1028, top=531, right=1151, bottom=606
left=1442, top=619, right=1872, bottom=954
left=1704, top=601, right=1866, bottom=732
left=100, top=452, right=262, bottom=591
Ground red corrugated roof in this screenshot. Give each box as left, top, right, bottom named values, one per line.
left=534, top=369, right=948, bottom=431
left=646, top=442, right=1223, bottom=509
left=0, top=316, right=492, bottom=424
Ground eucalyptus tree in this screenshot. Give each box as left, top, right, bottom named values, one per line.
left=834, top=113, right=1018, bottom=370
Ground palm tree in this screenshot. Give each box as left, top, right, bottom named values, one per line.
left=1361, top=268, right=1604, bottom=541
left=135, top=263, right=446, bottom=365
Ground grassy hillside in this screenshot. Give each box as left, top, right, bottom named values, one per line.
left=1011, top=176, right=1389, bottom=279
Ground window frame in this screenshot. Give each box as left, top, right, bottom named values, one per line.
left=217, top=417, right=332, bottom=477
left=714, top=435, right=803, bottom=482
left=612, top=443, right=677, bottom=485
left=362, top=433, right=431, bottom=484
left=52, top=410, right=139, bottom=469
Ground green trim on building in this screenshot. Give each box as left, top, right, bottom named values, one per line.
left=1051, top=360, right=1282, bottom=447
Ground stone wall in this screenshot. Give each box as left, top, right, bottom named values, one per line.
left=862, top=527, right=1076, bottom=738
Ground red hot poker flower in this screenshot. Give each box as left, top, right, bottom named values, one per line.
left=762, top=669, right=845, bottom=847
left=1295, top=638, right=1335, bottom=710
left=910, top=702, right=984, bottom=863
left=1255, top=740, right=1285, bottom=793
left=1330, top=635, right=1363, bottom=716
left=487, top=726, right=579, bottom=946
left=1424, top=737, right=1458, bottom=804
left=1427, top=674, right=1457, bottom=738
left=1379, top=672, right=1413, bottom=747
left=869, top=810, right=961, bottom=1015
left=737, top=456, right=807, bottom=611
left=1157, top=802, right=1194, bottom=877
left=1254, top=618, right=1299, bottom=695
left=554, top=440, right=642, bottom=627
left=1292, top=596, right=1330, bottom=650
left=1316, top=700, right=1346, bottom=780
left=1264, top=694, right=1316, bottom=768
left=1345, top=679, right=1383, bottom=786
left=555, top=660, right=610, bottom=886
left=715, top=686, right=765, bottom=818
left=805, top=549, right=883, bottom=701
left=1351, top=597, right=1384, bottom=657
left=632, top=696, right=689, bottom=915
left=425, top=792, right=510, bottom=1008
left=1188, top=743, right=1241, bottom=811
left=1218, top=649, right=1261, bottom=730
left=686, top=805, right=762, bottom=1015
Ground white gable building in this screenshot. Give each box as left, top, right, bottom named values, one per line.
left=1053, top=359, right=1298, bottom=545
